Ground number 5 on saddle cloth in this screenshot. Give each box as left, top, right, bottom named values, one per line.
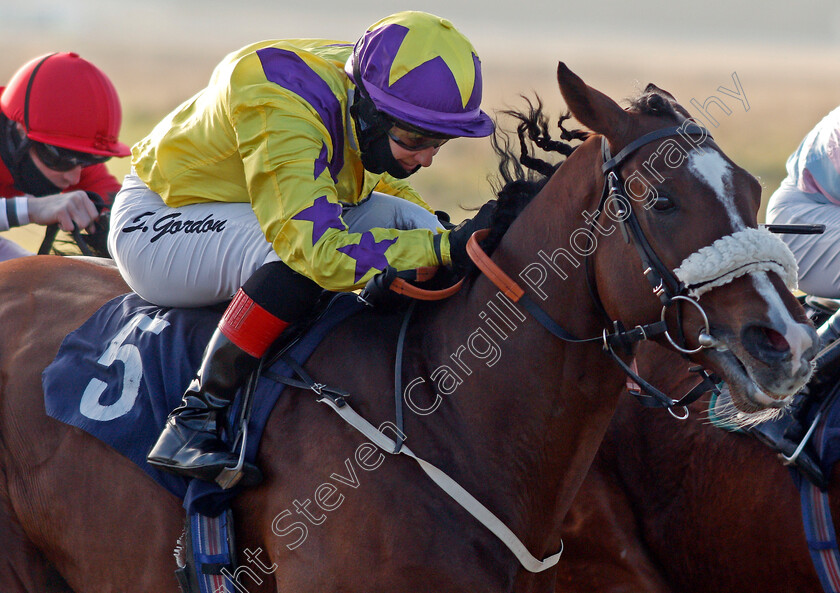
left=42, top=291, right=366, bottom=516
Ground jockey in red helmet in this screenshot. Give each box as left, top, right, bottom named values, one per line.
left=108, top=11, right=496, bottom=486
left=0, top=52, right=130, bottom=259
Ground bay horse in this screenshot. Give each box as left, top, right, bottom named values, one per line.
left=555, top=341, right=834, bottom=593
left=0, top=63, right=817, bottom=593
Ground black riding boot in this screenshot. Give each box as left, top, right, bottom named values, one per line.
left=147, top=328, right=263, bottom=486
left=147, top=261, right=322, bottom=487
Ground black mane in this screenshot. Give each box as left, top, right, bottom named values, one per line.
left=481, top=96, right=588, bottom=255
left=481, top=88, right=680, bottom=255
left=627, top=89, right=681, bottom=120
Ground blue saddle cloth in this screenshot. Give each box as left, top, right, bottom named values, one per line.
left=820, top=395, right=840, bottom=474
left=43, top=292, right=365, bottom=516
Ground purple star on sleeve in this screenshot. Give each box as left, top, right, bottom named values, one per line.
left=336, top=232, right=398, bottom=283
left=292, top=196, right=346, bottom=245
left=313, top=143, right=331, bottom=181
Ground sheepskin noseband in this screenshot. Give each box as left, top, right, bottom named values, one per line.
left=674, top=227, right=798, bottom=299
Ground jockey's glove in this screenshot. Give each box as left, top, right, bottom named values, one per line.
left=446, top=200, right=497, bottom=276
left=360, top=266, right=402, bottom=310
left=435, top=210, right=456, bottom=230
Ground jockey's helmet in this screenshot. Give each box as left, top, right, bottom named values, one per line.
left=346, top=11, right=494, bottom=139
left=0, top=52, right=130, bottom=157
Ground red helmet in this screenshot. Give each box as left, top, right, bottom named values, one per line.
left=0, top=52, right=130, bottom=157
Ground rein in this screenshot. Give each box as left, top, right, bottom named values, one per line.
left=465, top=229, right=715, bottom=409
left=388, top=266, right=464, bottom=301
left=383, top=124, right=724, bottom=408
left=274, top=123, right=791, bottom=574
left=455, top=124, right=722, bottom=409
left=263, top=126, right=725, bottom=573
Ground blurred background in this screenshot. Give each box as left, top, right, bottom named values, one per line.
left=2, top=0, right=839, bottom=249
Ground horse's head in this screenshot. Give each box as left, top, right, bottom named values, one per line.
left=555, top=62, right=818, bottom=414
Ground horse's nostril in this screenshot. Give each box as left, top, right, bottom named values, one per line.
left=741, top=324, right=791, bottom=362
left=764, top=327, right=790, bottom=352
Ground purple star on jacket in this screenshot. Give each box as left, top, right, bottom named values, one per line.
left=292, top=195, right=345, bottom=244
left=337, top=232, right=398, bottom=283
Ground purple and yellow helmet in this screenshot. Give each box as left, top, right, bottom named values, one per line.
left=346, top=11, right=494, bottom=138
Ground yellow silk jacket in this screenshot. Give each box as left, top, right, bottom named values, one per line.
left=132, top=39, right=451, bottom=290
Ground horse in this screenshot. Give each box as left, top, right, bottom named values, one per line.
left=555, top=341, right=836, bottom=593
left=0, top=62, right=818, bottom=593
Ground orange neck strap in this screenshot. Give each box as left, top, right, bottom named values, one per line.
left=465, top=229, right=525, bottom=302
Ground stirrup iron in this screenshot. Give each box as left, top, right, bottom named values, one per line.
left=216, top=423, right=249, bottom=489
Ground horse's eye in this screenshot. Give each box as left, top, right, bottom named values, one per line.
left=650, top=194, right=675, bottom=212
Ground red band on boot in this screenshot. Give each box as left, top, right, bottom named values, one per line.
left=219, top=289, right=290, bottom=358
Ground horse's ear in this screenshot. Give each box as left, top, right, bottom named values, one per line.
left=644, top=83, right=677, bottom=102
left=645, top=83, right=692, bottom=118
left=557, top=62, right=629, bottom=137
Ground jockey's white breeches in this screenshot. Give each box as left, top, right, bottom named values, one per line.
left=108, top=172, right=441, bottom=307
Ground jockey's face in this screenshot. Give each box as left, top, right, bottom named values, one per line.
left=388, top=140, right=443, bottom=174
left=28, top=145, right=83, bottom=189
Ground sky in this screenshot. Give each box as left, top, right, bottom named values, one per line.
left=1, top=0, right=838, bottom=56
left=0, top=0, right=837, bottom=223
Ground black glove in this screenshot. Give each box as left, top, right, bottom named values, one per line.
left=435, top=210, right=456, bottom=230
left=80, top=191, right=111, bottom=257
left=359, top=266, right=405, bottom=310
left=446, top=200, right=496, bottom=276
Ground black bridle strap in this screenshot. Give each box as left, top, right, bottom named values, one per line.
left=606, top=345, right=717, bottom=408
left=518, top=293, right=668, bottom=348
left=465, top=230, right=665, bottom=347
left=601, top=124, right=708, bottom=173
left=611, top=186, right=683, bottom=302
left=464, top=231, right=695, bottom=408
left=599, top=124, right=711, bottom=305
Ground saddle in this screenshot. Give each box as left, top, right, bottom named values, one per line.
left=41, top=290, right=368, bottom=593
left=42, top=291, right=366, bottom=514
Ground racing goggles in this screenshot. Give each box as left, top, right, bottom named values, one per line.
left=386, top=122, right=452, bottom=152
left=32, top=142, right=110, bottom=171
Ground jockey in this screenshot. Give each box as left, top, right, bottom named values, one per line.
left=0, top=53, right=130, bottom=260
left=767, top=105, right=840, bottom=305
left=755, top=105, right=840, bottom=486
left=107, top=11, right=497, bottom=486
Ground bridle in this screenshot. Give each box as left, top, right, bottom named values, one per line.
left=594, top=124, right=715, bottom=349
left=466, top=123, right=722, bottom=410
left=378, top=121, right=796, bottom=410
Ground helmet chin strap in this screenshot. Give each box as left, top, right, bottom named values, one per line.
left=349, top=89, right=418, bottom=179
left=349, top=50, right=419, bottom=179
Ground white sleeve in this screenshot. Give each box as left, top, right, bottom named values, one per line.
left=0, top=198, right=8, bottom=232
left=0, top=196, right=30, bottom=231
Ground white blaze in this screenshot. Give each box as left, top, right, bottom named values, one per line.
left=683, top=149, right=815, bottom=387
left=751, top=272, right=814, bottom=378
left=688, top=150, right=744, bottom=229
